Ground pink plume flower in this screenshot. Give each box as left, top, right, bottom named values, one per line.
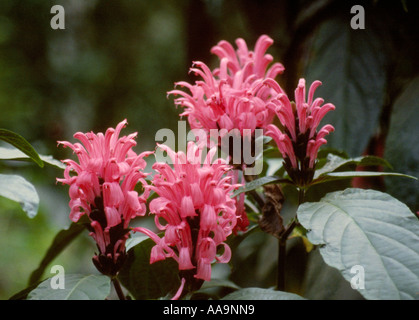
left=265, top=79, right=335, bottom=185
left=168, top=35, right=285, bottom=136
left=57, top=119, right=151, bottom=276
left=134, top=141, right=241, bottom=291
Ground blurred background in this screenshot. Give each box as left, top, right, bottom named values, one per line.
left=0, top=0, right=418, bottom=299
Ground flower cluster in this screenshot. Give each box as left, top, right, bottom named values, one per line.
left=168, top=35, right=285, bottom=137
left=135, top=142, right=240, bottom=290
left=265, top=79, right=335, bottom=185
left=57, top=120, right=151, bottom=276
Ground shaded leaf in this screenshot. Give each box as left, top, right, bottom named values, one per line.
left=302, top=249, right=364, bottom=300
left=199, top=279, right=241, bottom=291
left=297, top=188, right=419, bottom=300
left=118, top=237, right=181, bottom=300
left=27, top=274, right=111, bottom=300
left=222, top=287, right=306, bottom=300
left=125, top=234, right=148, bottom=252
left=8, top=281, right=42, bottom=300
left=0, top=146, right=65, bottom=169
left=314, top=154, right=392, bottom=179
left=311, top=170, right=416, bottom=186
left=232, top=176, right=292, bottom=197
left=384, top=76, right=419, bottom=211
left=304, top=17, right=388, bottom=156
left=265, top=158, right=284, bottom=177
left=0, top=174, right=39, bottom=218
left=0, top=129, right=43, bottom=167
left=226, top=224, right=260, bottom=254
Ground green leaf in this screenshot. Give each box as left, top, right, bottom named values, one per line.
left=27, top=274, right=111, bottom=300
left=304, top=17, right=388, bottom=156
left=0, top=146, right=65, bottom=169
left=125, top=234, right=148, bottom=252
left=313, top=154, right=392, bottom=179
left=297, top=188, right=419, bottom=300
left=311, top=171, right=417, bottom=186
left=222, top=288, right=306, bottom=300
left=384, top=76, right=419, bottom=211
left=0, top=129, right=43, bottom=167
left=302, top=249, right=364, bottom=300
left=28, top=217, right=89, bottom=285
left=118, top=237, right=181, bottom=300
left=8, top=281, right=42, bottom=300
left=232, top=176, right=292, bottom=197
left=226, top=224, right=260, bottom=254
left=265, top=158, right=284, bottom=177
left=0, top=174, right=39, bottom=218
left=199, top=279, right=241, bottom=291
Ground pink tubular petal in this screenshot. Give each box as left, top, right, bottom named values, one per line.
left=311, top=103, right=335, bottom=131
left=190, top=183, right=204, bottom=207
left=90, top=221, right=106, bottom=253
left=125, top=190, right=141, bottom=212
left=316, top=124, right=335, bottom=140
left=133, top=227, right=162, bottom=247
left=195, top=259, right=212, bottom=281
left=109, top=119, right=128, bottom=152
left=180, top=196, right=197, bottom=218
left=178, top=246, right=195, bottom=270
left=104, top=207, right=121, bottom=228
left=307, top=138, right=328, bottom=168
left=216, top=243, right=232, bottom=263
left=69, top=207, right=85, bottom=223
left=102, top=182, right=124, bottom=207
left=150, top=244, right=167, bottom=263
left=307, top=80, right=322, bottom=106
left=295, top=78, right=306, bottom=109
left=266, top=62, right=285, bottom=79
left=171, top=278, right=186, bottom=300
left=200, top=204, right=217, bottom=230
left=279, top=134, right=298, bottom=169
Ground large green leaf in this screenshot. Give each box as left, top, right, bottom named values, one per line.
left=304, top=17, right=388, bottom=157
left=222, top=288, right=306, bottom=300
left=384, top=76, right=419, bottom=212
left=27, top=274, right=111, bottom=300
left=302, top=249, right=364, bottom=300
left=0, top=129, right=43, bottom=167
left=297, top=188, right=419, bottom=300
left=118, top=236, right=181, bottom=300
left=0, top=174, right=39, bottom=218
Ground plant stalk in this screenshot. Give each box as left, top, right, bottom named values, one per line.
left=112, top=277, right=126, bottom=300
left=276, top=188, right=304, bottom=291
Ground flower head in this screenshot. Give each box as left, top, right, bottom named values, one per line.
left=265, top=79, right=335, bottom=185
left=135, top=141, right=241, bottom=290
left=57, top=119, right=151, bottom=276
left=168, top=35, right=285, bottom=136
